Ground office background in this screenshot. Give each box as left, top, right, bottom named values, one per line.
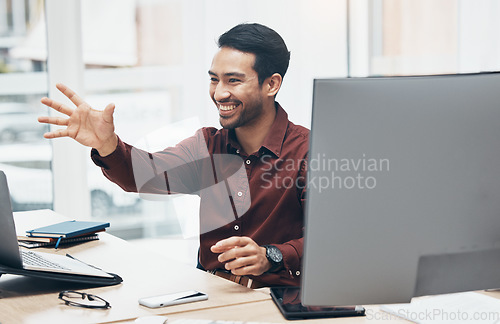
left=0, top=0, right=499, bottom=251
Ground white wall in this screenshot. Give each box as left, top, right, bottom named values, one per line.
left=185, top=0, right=348, bottom=129
left=458, top=0, right=500, bottom=73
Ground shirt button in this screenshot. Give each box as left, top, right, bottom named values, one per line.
left=296, top=270, right=301, bottom=276
left=234, top=225, right=239, bottom=230
left=236, top=149, right=240, bottom=154
left=246, top=159, right=251, bottom=165
left=237, top=191, right=243, bottom=197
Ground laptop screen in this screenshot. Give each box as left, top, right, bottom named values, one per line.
left=0, top=170, right=25, bottom=268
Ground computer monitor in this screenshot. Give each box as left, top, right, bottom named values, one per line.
left=302, top=72, right=500, bottom=306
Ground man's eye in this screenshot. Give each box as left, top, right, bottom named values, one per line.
left=210, top=78, right=218, bottom=82
left=229, top=78, right=240, bottom=83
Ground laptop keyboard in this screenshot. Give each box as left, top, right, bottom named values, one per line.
left=21, top=250, right=69, bottom=270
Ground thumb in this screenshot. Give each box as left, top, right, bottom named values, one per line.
left=103, top=103, right=115, bottom=123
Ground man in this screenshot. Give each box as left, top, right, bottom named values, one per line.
left=39, top=23, right=309, bottom=287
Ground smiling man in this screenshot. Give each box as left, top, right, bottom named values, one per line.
left=39, top=23, right=309, bottom=287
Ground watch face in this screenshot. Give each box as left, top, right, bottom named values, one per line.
left=267, top=246, right=283, bottom=263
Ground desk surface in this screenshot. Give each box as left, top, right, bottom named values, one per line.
left=2, top=210, right=500, bottom=324
left=153, top=301, right=406, bottom=324
left=0, top=210, right=269, bottom=324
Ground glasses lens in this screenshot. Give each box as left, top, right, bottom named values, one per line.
left=59, top=291, right=110, bottom=309
left=62, top=291, right=84, bottom=299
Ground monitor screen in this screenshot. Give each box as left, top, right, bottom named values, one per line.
left=302, top=73, right=500, bottom=306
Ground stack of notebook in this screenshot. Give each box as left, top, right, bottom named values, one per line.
left=18, top=220, right=110, bottom=249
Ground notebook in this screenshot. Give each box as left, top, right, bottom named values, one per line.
left=18, top=233, right=100, bottom=248
left=26, top=220, right=109, bottom=238
left=0, top=170, right=113, bottom=279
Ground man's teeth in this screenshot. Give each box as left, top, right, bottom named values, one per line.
left=219, top=104, right=238, bottom=111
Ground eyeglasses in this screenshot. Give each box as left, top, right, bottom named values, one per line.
left=58, top=290, right=111, bottom=309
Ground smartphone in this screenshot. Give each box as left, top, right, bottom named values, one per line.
left=138, top=290, right=208, bottom=308
left=270, top=287, right=365, bottom=320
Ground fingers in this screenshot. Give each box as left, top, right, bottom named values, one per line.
left=103, top=103, right=115, bottom=123
left=56, top=83, right=86, bottom=107
left=211, top=236, right=268, bottom=276
left=224, top=258, right=260, bottom=275
left=214, top=238, right=260, bottom=263
left=211, top=236, right=250, bottom=253
left=229, top=265, right=264, bottom=276
left=38, top=116, right=69, bottom=126
left=217, top=245, right=249, bottom=263
left=40, top=97, right=74, bottom=116
left=222, top=251, right=268, bottom=276
left=43, top=128, right=70, bottom=139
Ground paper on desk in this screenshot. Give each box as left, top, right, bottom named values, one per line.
left=380, top=292, right=500, bottom=323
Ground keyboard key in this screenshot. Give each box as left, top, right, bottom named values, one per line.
left=21, top=250, right=69, bottom=270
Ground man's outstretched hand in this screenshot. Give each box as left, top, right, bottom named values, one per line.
left=38, top=83, right=118, bottom=156
left=211, top=236, right=271, bottom=276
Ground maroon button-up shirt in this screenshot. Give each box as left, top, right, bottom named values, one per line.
left=91, top=103, right=309, bottom=286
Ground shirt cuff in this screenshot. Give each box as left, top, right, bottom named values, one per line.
left=274, top=242, right=302, bottom=280
left=90, top=137, right=124, bottom=169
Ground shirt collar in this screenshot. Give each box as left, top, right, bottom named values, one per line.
left=261, top=102, right=288, bottom=158
left=226, top=129, right=240, bottom=153
left=225, top=102, right=289, bottom=158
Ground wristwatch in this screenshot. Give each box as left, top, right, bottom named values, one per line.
left=263, top=245, right=284, bottom=273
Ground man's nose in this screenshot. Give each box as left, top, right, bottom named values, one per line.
left=214, top=83, right=231, bottom=101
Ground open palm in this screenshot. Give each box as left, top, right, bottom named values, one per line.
left=39, top=83, right=117, bottom=155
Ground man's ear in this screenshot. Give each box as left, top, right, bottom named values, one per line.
left=265, top=73, right=283, bottom=97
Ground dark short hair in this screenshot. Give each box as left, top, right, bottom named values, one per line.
left=218, top=23, right=290, bottom=85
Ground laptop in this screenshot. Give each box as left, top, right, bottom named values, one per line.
left=0, top=170, right=113, bottom=278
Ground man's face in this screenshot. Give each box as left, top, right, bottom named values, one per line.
left=209, top=47, right=266, bottom=130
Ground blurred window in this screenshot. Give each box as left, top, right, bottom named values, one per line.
left=362, top=0, right=500, bottom=76
left=0, top=0, right=52, bottom=212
